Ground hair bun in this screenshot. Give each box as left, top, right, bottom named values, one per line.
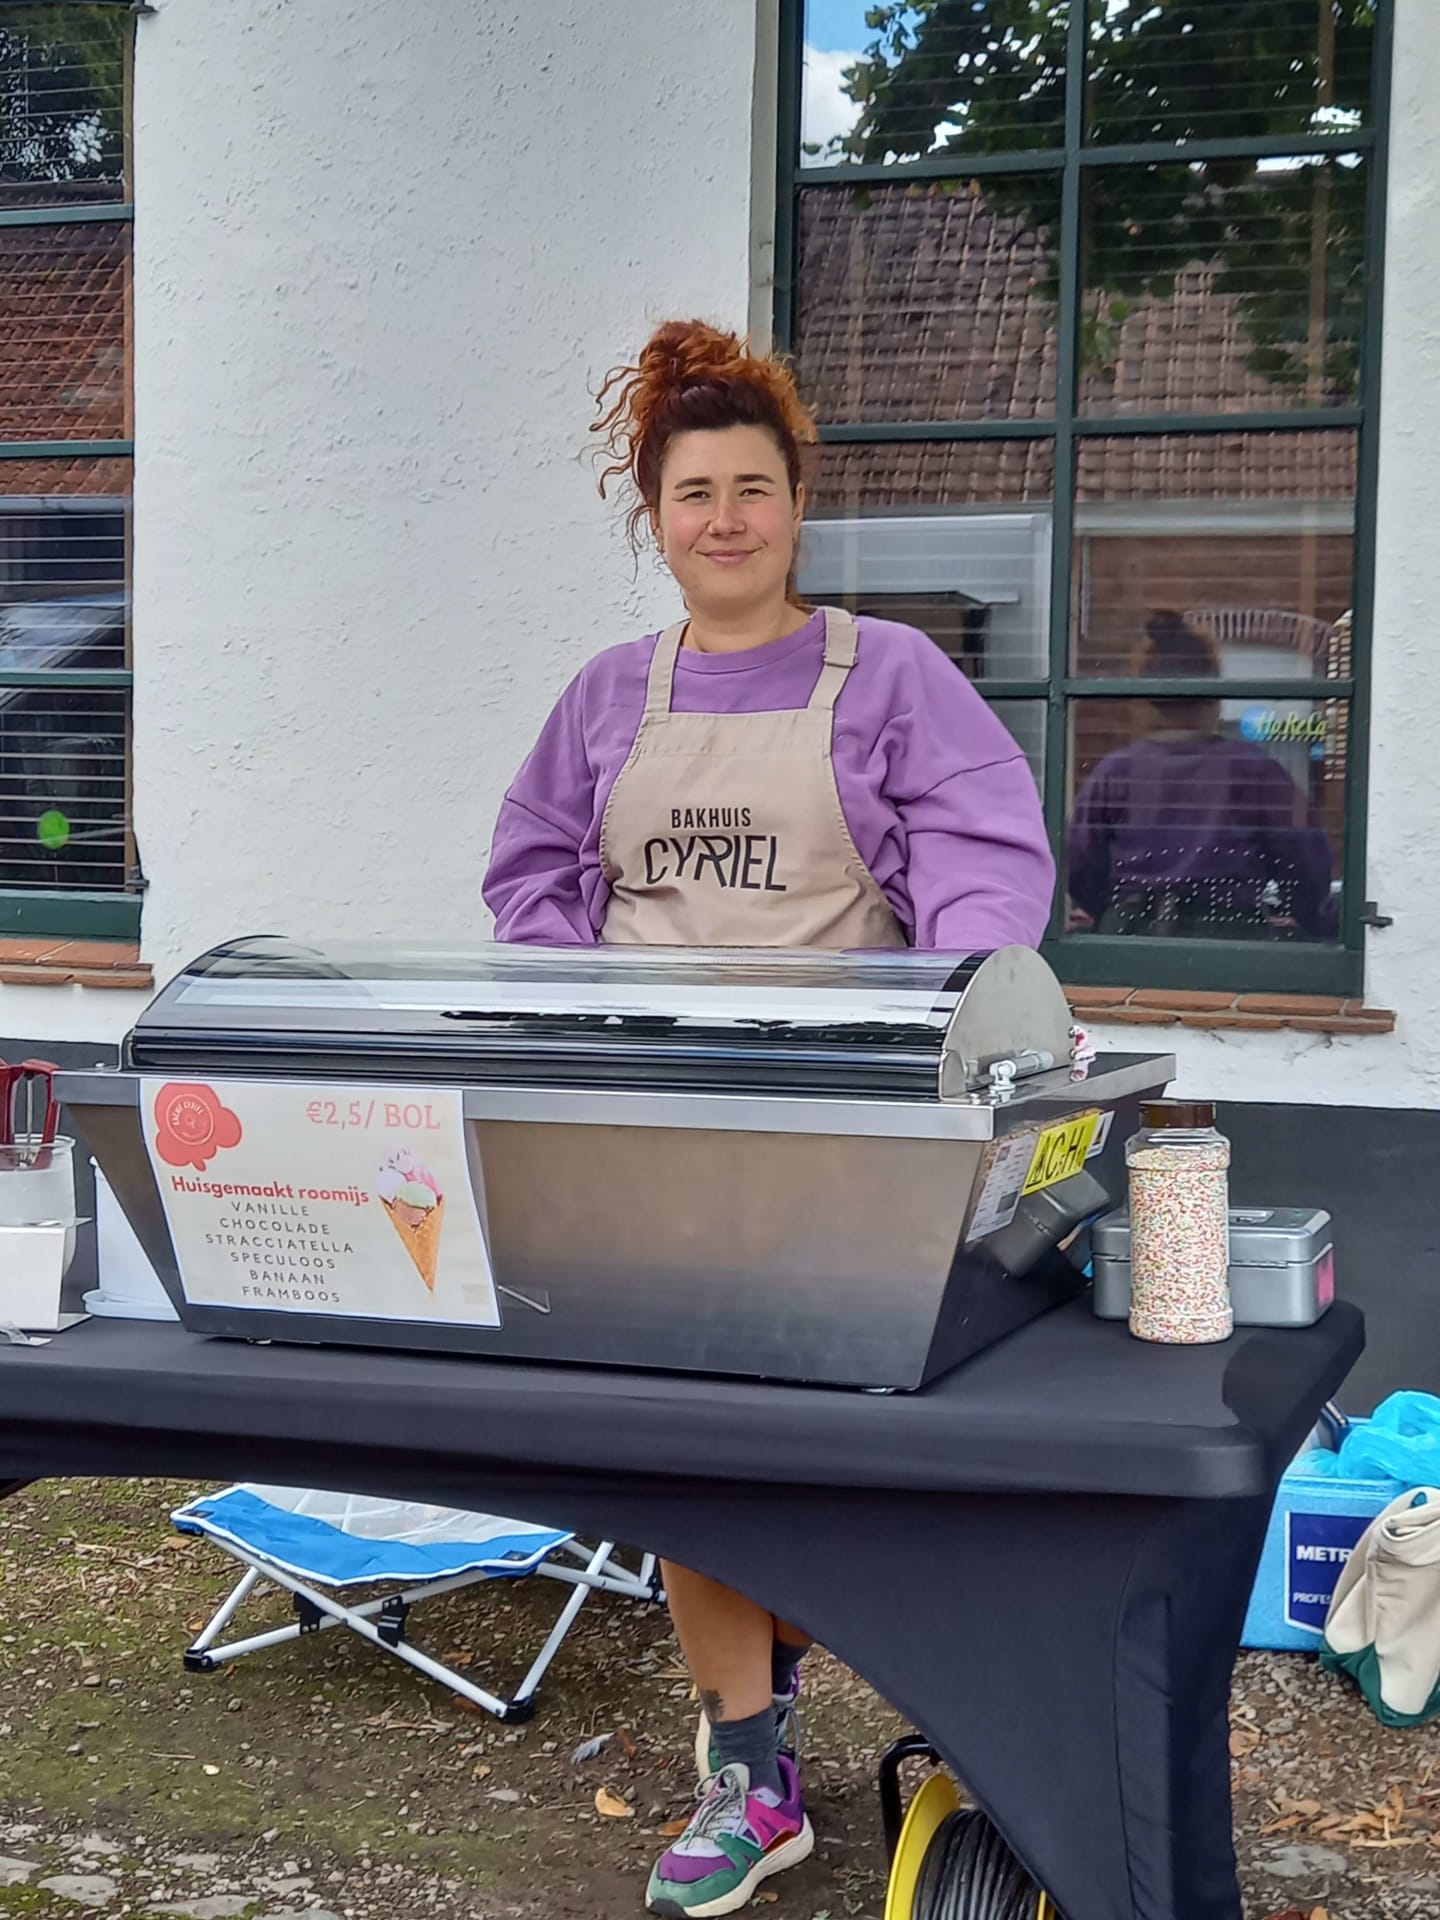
left=635, top=320, right=748, bottom=394
left=591, top=318, right=816, bottom=550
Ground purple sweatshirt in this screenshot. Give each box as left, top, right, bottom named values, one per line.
left=1067, top=734, right=1336, bottom=936
left=484, top=610, right=1055, bottom=950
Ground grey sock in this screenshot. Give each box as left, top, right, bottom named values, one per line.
left=708, top=1704, right=782, bottom=1796
left=771, top=1637, right=806, bottom=1700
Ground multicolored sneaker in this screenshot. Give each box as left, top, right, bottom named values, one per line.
left=645, top=1758, right=813, bottom=1917
left=693, top=1670, right=801, bottom=1784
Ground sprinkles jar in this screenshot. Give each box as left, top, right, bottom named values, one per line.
left=1125, top=1099, right=1233, bottom=1345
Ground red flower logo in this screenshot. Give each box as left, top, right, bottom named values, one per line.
left=152, top=1082, right=243, bottom=1170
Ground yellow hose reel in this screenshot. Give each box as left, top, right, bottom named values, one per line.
left=880, top=1738, right=1062, bottom=1920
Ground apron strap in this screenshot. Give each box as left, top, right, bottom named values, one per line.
left=643, top=623, right=688, bottom=717
left=808, top=607, right=860, bottom=712
left=647, top=609, right=857, bottom=717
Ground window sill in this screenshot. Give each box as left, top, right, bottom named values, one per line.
left=0, top=938, right=152, bottom=991
left=1065, top=987, right=1395, bottom=1037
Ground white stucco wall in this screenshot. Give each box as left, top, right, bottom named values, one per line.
left=5, top=0, right=1438, bottom=1113
left=125, top=0, right=758, bottom=976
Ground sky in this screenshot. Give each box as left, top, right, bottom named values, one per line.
left=804, top=0, right=873, bottom=54
left=802, top=45, right=862, bottom=153
left=800, top=0, right=871, bottom=155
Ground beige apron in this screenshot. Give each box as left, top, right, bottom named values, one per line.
left=599, top=606, right=907, bottom=949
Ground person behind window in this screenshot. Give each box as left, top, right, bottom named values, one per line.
left=1066, top=610, right=1336, bottom=941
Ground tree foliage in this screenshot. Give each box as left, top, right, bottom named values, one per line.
left=833, top=1, right=1376, bottom=400
left=0, top=5, right=128, bottom=188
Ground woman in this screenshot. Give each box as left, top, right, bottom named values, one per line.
left=484, top=320, right=1054, bottom=1917
left=1067, top=610, right=1336, bottom=941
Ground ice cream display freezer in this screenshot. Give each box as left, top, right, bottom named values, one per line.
left=57, top=938, right=1174, bottom=1387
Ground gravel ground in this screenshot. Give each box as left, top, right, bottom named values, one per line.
left=0, top=1478, right=1434, bottom=1920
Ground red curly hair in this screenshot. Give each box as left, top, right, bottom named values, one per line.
left=591, top=320, right=817, bottom=551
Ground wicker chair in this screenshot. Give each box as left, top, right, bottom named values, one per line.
left=1183, top=607, right=1335, bottom=660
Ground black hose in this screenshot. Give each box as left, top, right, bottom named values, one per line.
left=909, top=1808, right=1048, bottom=1920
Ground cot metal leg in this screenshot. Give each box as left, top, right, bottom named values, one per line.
left=186, top=1565, right=264, bottom=1657
left=508, top=1538, right=615, bottom=1713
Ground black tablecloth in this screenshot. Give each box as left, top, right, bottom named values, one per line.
left=0, top=1301, right=1362, bottom=1920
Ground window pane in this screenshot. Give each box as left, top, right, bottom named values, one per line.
left=1078, top=156, right=1366, bottom=417
left=1064, top=696, right=1346, bottom=945
left=801, top=522, right=1052, bottom=682
left=1085, top=1, right=1375, bottom=149
left=0, top=5, right=129, bottom=210
left=0, top=683, right=127, bottom=891
left=801, top=450, right=1054, bottom=681
left=1072, top=430, right=1356, bottom=680
left=0, top=456, right=129, bottom=669
left=825, top=590, right=982, bottom=665
left=800, top=1, right=1068, bottom=168
left=1075, top=427, right=1356, bottom=506
left=811, top=438, right=1056, bottom=512
left=0, top=219, right=129, bottom=440
left=0, top=449, right=128, bottom=498
left=796, top=179, right=1062, bottom=424
left=986, top=697, right=1045, bottom=790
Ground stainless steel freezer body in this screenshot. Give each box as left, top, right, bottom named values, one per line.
left=59, top=939, right=1174, bottom=1387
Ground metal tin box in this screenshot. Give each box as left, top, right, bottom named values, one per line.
left=1091, top=1206, right=1334, bottom=1328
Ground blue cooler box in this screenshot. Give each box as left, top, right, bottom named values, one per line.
left=1241, top=1421, right=1396, bottom=1651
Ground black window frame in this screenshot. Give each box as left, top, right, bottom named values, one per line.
left=775, top=0, right=1393, bottom=996
left=0, top=0, right=137, bottom=938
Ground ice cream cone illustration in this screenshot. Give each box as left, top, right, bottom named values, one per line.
left=377, top=1150, right=445, bottom=1292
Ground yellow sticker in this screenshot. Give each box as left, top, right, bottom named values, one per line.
left=1022, top=1111, right=1102, bottom=1197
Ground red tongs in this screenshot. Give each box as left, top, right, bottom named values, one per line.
left=0, top=1059, right=60, bottom=1163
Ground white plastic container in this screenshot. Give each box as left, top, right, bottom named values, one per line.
left=89, top=1163, right=177, bottom=1321
left=0, top=1134, right=77, bottom=1229
left=0, top=1222, right=81, bottom=1331
left=0, top=1135, right=80, bottom=1330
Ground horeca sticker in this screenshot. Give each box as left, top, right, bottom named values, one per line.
left=1284, top=1509, right=1371, bottom=1634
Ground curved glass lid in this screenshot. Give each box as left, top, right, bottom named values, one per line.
left=146, top=937, right=987, bottom=1032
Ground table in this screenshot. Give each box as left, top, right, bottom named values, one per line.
left=0, top=1300, right=1362, bottom=1920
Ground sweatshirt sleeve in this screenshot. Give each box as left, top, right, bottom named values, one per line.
left=482, top=672, right=601, bottom=945
left=879, top=638, right=1056, bottom=951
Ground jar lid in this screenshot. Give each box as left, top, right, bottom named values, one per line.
left=1140, top=1098, right=1217, bottom=1129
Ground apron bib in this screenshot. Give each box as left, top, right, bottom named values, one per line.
left=599, top=606, right=906, bottom=950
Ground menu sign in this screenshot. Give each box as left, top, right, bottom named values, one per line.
left=141, top=1078, right=501, bottom=1326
